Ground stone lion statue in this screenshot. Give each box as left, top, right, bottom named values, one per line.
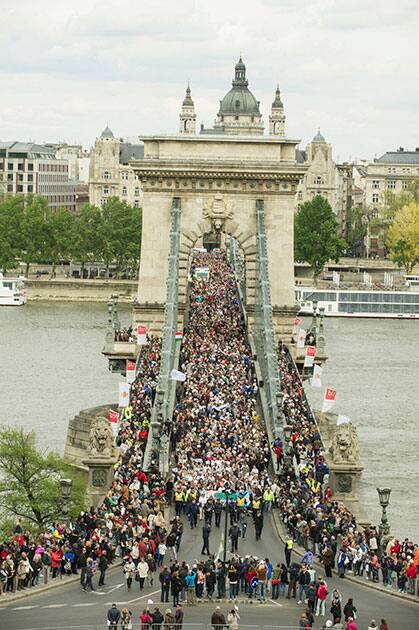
left=329, top=422, right=360, bottom=464
left=88, top=416, right=114, bottom=457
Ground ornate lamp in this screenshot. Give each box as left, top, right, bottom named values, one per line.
left=377, top=487, right=391, bottom=537
left=283, top=424, right=293, bottom=443
left=59, top=479, right=73, bottom=527
left=150, top=419, right=161, bottom=440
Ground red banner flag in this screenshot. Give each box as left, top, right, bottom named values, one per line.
left=109, top=409, right=119, bottom=424
left=322, top=388, right=336, bottom=413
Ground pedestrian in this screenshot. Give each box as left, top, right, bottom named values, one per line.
left=171, top=571, right=183, bottom=606
left=367, top=621, right=378, bottom=630
left=164, top=608, right=176, bottom=630
left=202, top=523, right=211, bottom=555
left=107, top=603, right=121, bottom=629
left=330, top=588, right=342, bottom=623
left=285, top=536, right=293, bottom=566
left=185, top=568, right=197, bottom=605
left=151, top=606, right=164, bottom=630
left=84, top=557, right=95, bottom=591
left=229, top=524, right=240, bottom=553
left=346, top=617, right=357, bottom=630
left=140, top=608, right=152, bottom=630
left=120, top=607, right=133, bottom=630
left=379, top=621, right=389, bottom=630
left=137, top=558, right=149, bottom=590
left=227, top=606, right=240, bottom=630
left=159, top=566, right=172, bottom=602
left=124, top=557, right=136, bottom=590
left=211, top=605, right=226, bottom=630
left=343, top=598, right=357, bottom=622
left=315, top=578, right=328, bottom=616
left=175, top=604, right=184, bottom=629
left=98, top=551, right=108, bottom=586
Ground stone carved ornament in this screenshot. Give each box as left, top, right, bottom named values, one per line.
left=202, top=194, right=234, bottom=230
left=329, top=421, right=360, bottom=465
left=88, top=416, right=114, bottom=457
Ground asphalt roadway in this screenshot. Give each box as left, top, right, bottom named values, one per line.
left=1, top=514, right=418, bottom=630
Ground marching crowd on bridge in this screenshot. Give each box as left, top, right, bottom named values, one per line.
left=0, top=251, right=417, bottom=630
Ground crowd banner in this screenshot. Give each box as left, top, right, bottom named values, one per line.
left=108, top=408, right=119, bottom=437
left=126, top=359, right=136, bottom=383
left=175, top=331, right=183, bottom=341
left=170, top=368, right=186, bottom=382
left=296, top=328, right=306, bottom=348
left=337, top=414, right=350, bottom=425
left=304, top=345, right=316, bottom=368
left=118, top=382, right=130, bottom=407
left=137, top=324, right=147, bottom=345
left=311, top=363, right=322, bottom=388
left=322, top=387, right=336, bottom=413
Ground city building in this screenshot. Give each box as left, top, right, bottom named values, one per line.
left=88, top=126, right=144, bottom=208
left=296, top=130, right=352, bottom=234
left=362, top=147, right=419, bottom=210
left=0, top=142, right=76, bottom=211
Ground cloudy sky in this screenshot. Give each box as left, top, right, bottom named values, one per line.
left=1, top=0, right=418, bottom=160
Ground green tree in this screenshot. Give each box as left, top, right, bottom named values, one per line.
left=20, top=196, right=50, bottom=277
left=71, top=203, right=103, bottom=276
left=294, top=195, right=346, bottom=281
left=0, top=196, right=24, bottom=274
left=345, top=205, right=367, bottom=257
left=0, top=425, right=86, bottom=531
left=387, top=202, right=419, bottom=274
left=99, top=197, right=142, bottom=278
left=47, top=207, right=75, bottom=275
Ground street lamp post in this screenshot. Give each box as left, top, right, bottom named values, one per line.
left=59, top=478, right=73, bottom=528
left=283, top=424, right=293, bottom=475
left=377, top=487, right=391, bottom=538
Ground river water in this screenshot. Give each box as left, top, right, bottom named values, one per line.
left=0, top=303, right=418, bottom=541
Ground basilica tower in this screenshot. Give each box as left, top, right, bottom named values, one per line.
left=269, top=86, right=286, bottom=136
left=179, top=84, right=196, bottom=134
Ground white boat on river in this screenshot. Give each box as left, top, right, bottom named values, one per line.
left=0, top=273, right=27, bottom=306
left=296, top=287, right=419, bottom=318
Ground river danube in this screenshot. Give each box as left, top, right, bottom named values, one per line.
left=0, top=303, right=417, bottom=541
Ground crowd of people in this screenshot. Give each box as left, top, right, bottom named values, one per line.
left=114, top=326, right=135, bottom=342
left=274, top=347, right=419, bottom=597
left=0, top=334, right=165, bottom=596
left=0, top=249, right=416, bottom=630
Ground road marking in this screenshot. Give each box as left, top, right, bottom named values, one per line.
left=268, top=598, right=283, bottom=607
left=127, top=588, right=160, bottom=604
left=72, top=602, right=97, bottom=607
left=215, top=532, right=224, bottom=561
left=107, top=583, right=124, bottom=594
left=12, top=605, right=39, bottom=610
left=91, top=590, right=106, bottom=595
left=42, top=603, right=68, bottom=608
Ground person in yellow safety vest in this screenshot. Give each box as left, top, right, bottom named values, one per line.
left=284, top=535, right=294, bottom=567
left=263, top=488, right=275, bottom=512
left=174, top=490, right=184, bottom=517
left=237, top=496, right=246, bottom=510
left=252, top=497, right=261, bottom=513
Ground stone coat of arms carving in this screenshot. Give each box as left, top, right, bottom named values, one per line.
left=202, top=194, right=234, bottom=230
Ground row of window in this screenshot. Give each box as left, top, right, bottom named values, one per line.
left=7, top=173, right=34, bottom=182
left=338, top=303, right=419, bottom=314
left=8, top=184, right=33, bottom=193
left=302, top=291, right=337, bottom=301
left=102, top=185, right=140, bottom=197
left=39, top=163, right=68, bottom=173
left=387, top=167, right=419, bottom=174
left=103, top=170, right=140, bottom=181
left=339, top=292, right=419, bottom=304
left=6, top=161, right=34, bottom=171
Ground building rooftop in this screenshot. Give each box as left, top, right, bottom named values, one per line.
left=0, top=142, right=57, bottom=158
left=119, top=142, right=144, bottom=164
left=375, top=149, right=419, bottom=164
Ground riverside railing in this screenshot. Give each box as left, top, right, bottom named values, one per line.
left=143, top=197, right=182, bottom=473
left=253, top=199, right=284, bottom=441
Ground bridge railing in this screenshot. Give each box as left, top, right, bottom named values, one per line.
left=253, top=199, right=284, bottom=441
left=143, top=197, right=182, bottom=473
left=38, top=625, right=302, bottom=630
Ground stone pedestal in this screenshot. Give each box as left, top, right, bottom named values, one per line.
left=82, top=456, right=117, bottom=509
left=326, top=455, right=369, bottom=523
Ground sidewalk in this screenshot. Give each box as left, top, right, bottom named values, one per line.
left=0, top=561, right=122, bottom=605
left=270, top=509, right=419, bottom=605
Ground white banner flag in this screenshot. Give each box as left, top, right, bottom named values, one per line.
left=311, top=364, right=322, bottom=388
left=337, top=414, right=350, bottom=425
left=118, top=382, right=130, bottom=407
left=136, top=324, right=147, bottom=346
left=293, top=317, right=301, bottom=335
left=296, top=328, right=306, bottom=348
left=126, top=360, right=136, bottom=384
left=170, top=368, right=186, bottom=382
left=304, top=345, right=316, bottom=368
left=322, top=387, right=336, bottom=413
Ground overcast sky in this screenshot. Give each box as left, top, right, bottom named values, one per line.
left=1, top=0, right=418, bottom=161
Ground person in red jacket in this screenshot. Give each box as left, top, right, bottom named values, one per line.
left=315, top=578, right=328, bottom=616
left=50, top=547, right=62, bottom=579
left=406, top=560, right=417, bottom=594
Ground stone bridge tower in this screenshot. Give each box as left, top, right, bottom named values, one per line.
left=131, top=59, right=306, bottom=339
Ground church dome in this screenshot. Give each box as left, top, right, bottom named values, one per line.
left=312, top=129, right=326, bottom=143
left=218, top=57, right=261, bottom=115
left=100, top=124, right=114, bottom=139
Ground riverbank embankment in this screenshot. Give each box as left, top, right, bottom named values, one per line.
left=25, top=278, right=137, bottom=302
